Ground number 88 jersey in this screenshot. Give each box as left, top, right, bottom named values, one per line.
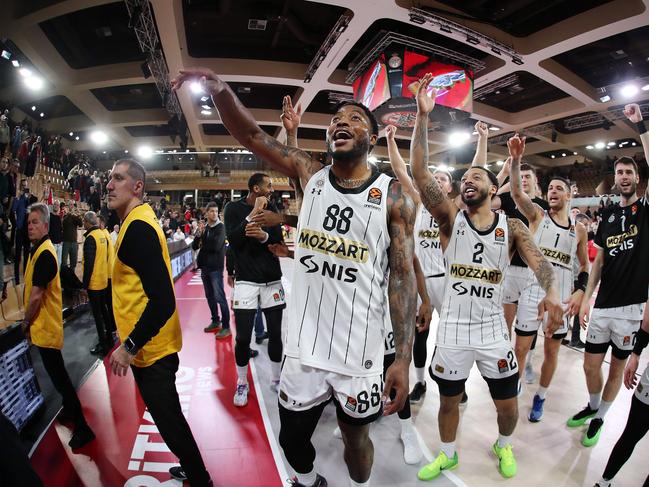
left=285, top=166, right=393, bottom=377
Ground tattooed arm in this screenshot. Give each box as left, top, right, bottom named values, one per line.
left=171, top=68, right=320, bottom=183
left=414, top=255, right=432, bottom=332
left=508, top=218, right=564, bottom=334
left=384, top=180, right=417, bottom=415
left=409, top=73, right=458, bottom=244
left=386, top=125, right=421, bottom=205
left=508, top=134, right=543, bottom=230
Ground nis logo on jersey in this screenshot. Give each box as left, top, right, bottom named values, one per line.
left=298, top=229, right=370, bottom=263
left=606, top=224, right=638, bottom=254
left=300, top=254, right=358, bottom=283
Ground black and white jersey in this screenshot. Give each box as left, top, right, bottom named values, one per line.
left=414, top=205, right=445, bottom=277
left=499, top=192, right=549, bottom=268
left=594, top=197, right=649, bottom=309
left=438, top=211, right=510, bottom=349
left=285, top=166, right=392, bottom=377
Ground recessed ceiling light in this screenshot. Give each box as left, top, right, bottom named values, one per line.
left=573, top=152, right=578, bottom=155
left=599, top=95, right=611, bottom=103
left=595, top=141, right=605, bottom=149
left=75, top=136, right=80, bottom=140
left=489, top=126, right=500, bottom=131
left=40, top=112, right=44, bottom=117
left=24, top=76, right=43, bottom=90
left=201, top=109, right=212, bottom=115
left=561, top=153, right=566, bottom=156
left=11, top=60, right=19, bottom=68
left=632, top=142, right=637, bottom=146
left=137, top=146, right=153, bottom=159
left=201, top=104, right=211, bottom=110
left=620, top=84, right=639, bottom=98
left=448, top=131, right=470, bottom=147
left=586, top=145, right=594, bottom=150
left=124, top=150, right=129, bottom=153
left=31, top=106, right=36, bottom=111
left=69, top=132, right=73, bottom=136
left=551, top=155, right=556, bottom=158
left=190, top=82, right=204, bottom=94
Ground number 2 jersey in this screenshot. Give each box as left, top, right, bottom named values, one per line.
left=285, top=166, right=393, bottom=377
left=438, top=211, right=510, bottom=349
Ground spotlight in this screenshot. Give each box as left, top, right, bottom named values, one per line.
left=18, top=67, right=32, bottom=77
left=496, top=160, right=504, bottom=166
left=448, top=131, right=470, bottom=147
left=24, top=76, right=43, bottom=90
left=586, top=145, right=594, bottom=150
left=551, top=155, right=556, bottom=159
left=31, top=106, right=36, bottom=111
left=620, top=84, right=639, bottom=98
left=201, top=109, right=212, bottom=115
left=489, top=126, right=500, bottom=131
left=102, top=151, right=107, bottom=154
left=137, top=146, right=153, bottom=159
left=39, top=112, right=44, bottom=118
left=573, top=152, right=578, bottom=155
left=190, top=82, right=204, bottom=94
left=200, top=96, right=209, bottom=102
left=561, top=153, right=566, bottom=157
left=11, top=60, right=19, bottom=68
left=201, top=104, right=211, bottom=110
left=75, top=136, right=80, bottom=141
left=90, top=130, right=108, bottom=145
left=124, top=150, right=129, bottom=153
left=69, top=132, right=73, bottom=136
left=438, top=164, right=449, bottom=172
left=595, top=141, right=605, bottom=149
left=632, top=142, right=637, bottom=146
left=1, top=50, right=11, bottom=60
left=642, top=84, right=649, bottom=91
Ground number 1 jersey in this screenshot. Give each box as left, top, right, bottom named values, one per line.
left=285, top=166, right=392, bottom=377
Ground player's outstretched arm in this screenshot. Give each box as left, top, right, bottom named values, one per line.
left=172, top=68, right=319, bottom=182
left=410, top=73, right=457, bottom=239
left=508, top=218, right=563, bottom=334
left=579, top=247, right=603, bottom=329
left=386, top=124, right=420, bottom=205
left=565, top=222, right=590, bottom=318
left=624, top=302, right=649, bottom=389
left=470, top=121, right=489, bottom=167
left=623, top=103, right=649, bottom=197
left=383, top=180, right=416, bottom=416
left=508, top=134, right=542, bottom=228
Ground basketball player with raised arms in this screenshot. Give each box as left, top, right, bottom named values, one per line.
left=568, top=102, right=649, bottom=447
left=508, top=138, right=589, bottom=422
left=172, top=68, right=416, bottom=487
left=408, top=73, right=563, bottom=481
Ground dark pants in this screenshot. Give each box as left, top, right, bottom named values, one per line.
left=37, top=346, right=86, bottom=428
left=0, top=413, right=43, bottom=487
left=384, top=352, right=411, bottom=420
left=571, top=314, right=581, bottom=344
left=13, top=226, right=29, bottom=285
left=103, top=280, right=116, bottom=334
left=131, top=353, right=211, bottom=486
left=413, top=327, right=429, bottom=369
left=200, top=268, right=230, bottom=328
left=88, top=288, right=111, bottom=347
left=61, top=241, right=78, bottom=270
left=234, top=307, right=283, bottom=367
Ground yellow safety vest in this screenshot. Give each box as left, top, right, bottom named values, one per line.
left=112, top=204, right=182, bottom=367
left=102, top=227, right=115, bottom=280
left=24, top=239, right=63, bottom=350
left=83, top=228, right=108, bottom=290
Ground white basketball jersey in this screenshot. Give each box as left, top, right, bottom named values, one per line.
left=414, top=205, right=445, bottom=277
left=438, top=211, right=510, bottom=349
left=285, top=166, right=392, bottom=377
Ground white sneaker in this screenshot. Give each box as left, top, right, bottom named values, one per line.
left=333, top=426, right=342, bottom=439
left=233, top=383, right=249, bottom=407
left=401, top=430, right=422, bottom=465
left=524, top=361, right=536, bottom=384
left=270, top=380, right=280, bottom=393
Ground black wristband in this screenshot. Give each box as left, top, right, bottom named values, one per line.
left=575, top=271, right=588, bottom=292
left=633, top=327, right=649, bottom=356
left=636, top=120, right=647, bottom=135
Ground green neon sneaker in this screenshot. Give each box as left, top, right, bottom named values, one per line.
left=582, top=418, right=604, bottom=447
left=492, top=442, right=517, bottom=478
left=567, top=404, right=598, bottom=427
left=417, top=451, right=458, bottom=481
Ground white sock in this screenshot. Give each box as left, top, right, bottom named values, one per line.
left=415, top=367, right=426, bottom=384
left=295, top=470, right=317, bottom=486
left=595, top=400, right=613, bottom=420
left=528, top=348, right=535, bottom=361
left=536, top=386, right=548, bottom=400
left=589, top=393, right=602, bottom=410
left=440, top=441, right=455, bottom=458
left=497, top=434, right=512, bottom=448
left=399, top=417, right=414, bottom=436
left=270, top=360, right=281, bottom=382
left=350, top=478, right=370, bottom=487
left=236, top=365, right=248, bottom=384
left=597, top=477, right=611, bottom=487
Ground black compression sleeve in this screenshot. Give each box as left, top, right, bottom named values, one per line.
left=574, top=271, right=588, bottom=292
left=633, top=328, right=649, bottom=356
left=636, top=120, right=647, bottom=135
left=117, top=220, right=176, bottom=350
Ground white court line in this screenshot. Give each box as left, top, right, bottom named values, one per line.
left=415, top=428, right=469, bottom=487
left=248, top=359, right=291, bottom=486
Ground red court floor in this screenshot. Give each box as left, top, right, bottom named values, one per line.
left=30, top=270, right=284, bottom=487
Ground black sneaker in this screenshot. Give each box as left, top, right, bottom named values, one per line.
left=249, top=349, right=259, bottom=358
left=289, top=474, right=328, bottom=487
left=460, top=391, right=468, bottom=404
left=255, top=331, right=269, bottom=344
left=570, top=341, right=586, bottom=349
left=90, top=344, right=107, bottom=356
left=68, top=424, right=95, bottom=449
left=582, top=418, right=604, bottom=447
left=169, top=466, right=187, bottom=481
left=409, top=382, right=427, bottom=403
left=567, top=404, right=598, bottom=427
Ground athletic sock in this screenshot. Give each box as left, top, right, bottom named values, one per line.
left=350, top=478, right=370, bottom=487
left=415, top=367, right=425, bottom=384
left=270, top=360, right=281, bottom=382
left=589, top=393, right=602, bottom=410
left=236, top=365, right=248, bottom=384
left=596, top=477, right=611, bottom=487
left=295, top=470, right=317, bottom=486
left=536, top=386, right=548, bottom=400
left=399, top=417, right=414, bottom=436
left=440, top=441, right=455, bottom=458
left=595, top=400, right=612, bottom=420
left=497, top=434, right=512, bottom=448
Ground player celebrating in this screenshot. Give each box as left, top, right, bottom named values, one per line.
left=569, top=102, right=649, bottom=447
left=409, top=73, right=563, bottom=480
left=508, top=138, right=589, bottom=422
left=173, top=67, right=416, bottom=487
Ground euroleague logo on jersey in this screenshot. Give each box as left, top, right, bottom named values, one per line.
left=367, top=187, right=382, bottom=205
left=494, top=227, right=505, bottom=242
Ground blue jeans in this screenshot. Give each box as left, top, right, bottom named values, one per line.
left=201, top=268, right=230, bottom=328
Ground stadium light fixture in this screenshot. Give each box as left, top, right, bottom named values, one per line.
left=137, top=146, right=153, bottom=159
left=448, top=131, right=470, bottom=147
left=594, top=142, right=605, bottom=149
left=620, top=84, right=639, bottom=98
left=90, top=130, right=108, bottom=145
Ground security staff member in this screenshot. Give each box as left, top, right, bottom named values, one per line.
left=82, top=211, right=112, bottom=356
left=106, top=159, right=211, bottom=486
left=98, top=214, right=117, bottom=336
left=22, top=203, right=95, bottom=449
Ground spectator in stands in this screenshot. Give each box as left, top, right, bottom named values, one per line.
left=194, top=202, right=230, bottom=337
left=88, top=185, right=100, bottom=213
left=11, top=187, right=31, bottom=284
left=49, top=201, right=63, bottom=264
left=110, top=224, right=119, bottom=244
left=0, top=116, right=9, bottom=156
left=22, top=203, right=95, bottom=449
left=61, top=205, right=82, bottom=270
left=169, top=211, right=181, bottom=232
left=585, top=207, right=593, bottom=218
left=83, top=211, right=112, bottom=357
left=172, top=227, right=185, bottom=241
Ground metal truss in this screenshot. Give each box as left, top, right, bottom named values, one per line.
left=564, top=103, right=649, bottom=130
left=474, top=74, right=520, bottom=99
left=487, top=123, right=555, bottom=145
left=124, top=0, right=183, bottom=120
left=304, top=11, right=353, bottom=82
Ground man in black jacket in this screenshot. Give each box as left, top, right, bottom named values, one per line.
left=193, top=202, right=230, bottom=338
left=224, top=172, right=285, bottom=407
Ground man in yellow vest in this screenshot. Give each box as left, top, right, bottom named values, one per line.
left=22, top=203, right=95, bottom=449
left=82, top=211, right=112, bottom=356
left=106, top=159, right=211, bottom=486
left=98, top=214, right=117, bottom=337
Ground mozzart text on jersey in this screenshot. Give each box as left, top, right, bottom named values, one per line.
left=449, top=263, right=503, bottom=284
left=298, top=228, right=370, bottom=263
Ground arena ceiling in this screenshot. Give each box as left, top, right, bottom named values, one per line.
left=1, top=0, right=649, bottom=169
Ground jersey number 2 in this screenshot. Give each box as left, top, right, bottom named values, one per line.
left=472, top=243, right=484, bottom=264
left=323, top=205, right=354, bottom=234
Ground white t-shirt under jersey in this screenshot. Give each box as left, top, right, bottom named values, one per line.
left=438, top=210, right=510, bottom=349
left=285, top=166, right=393, bottom=377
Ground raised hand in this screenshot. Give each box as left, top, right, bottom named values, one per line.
left=475, top=121, right=489, bottom=137
left=253, top=196, right=268, bottom=211
left=415, top=73, right=438, bottom=115
left=281, top=96, right=302, bottom=134
left=385, top=124, right=397, bottom=140
left=507, top=133, right=526, bottom=160
left=623, top=103, right=643, bottom=123
left=171, top=68, right=224, bottom=94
